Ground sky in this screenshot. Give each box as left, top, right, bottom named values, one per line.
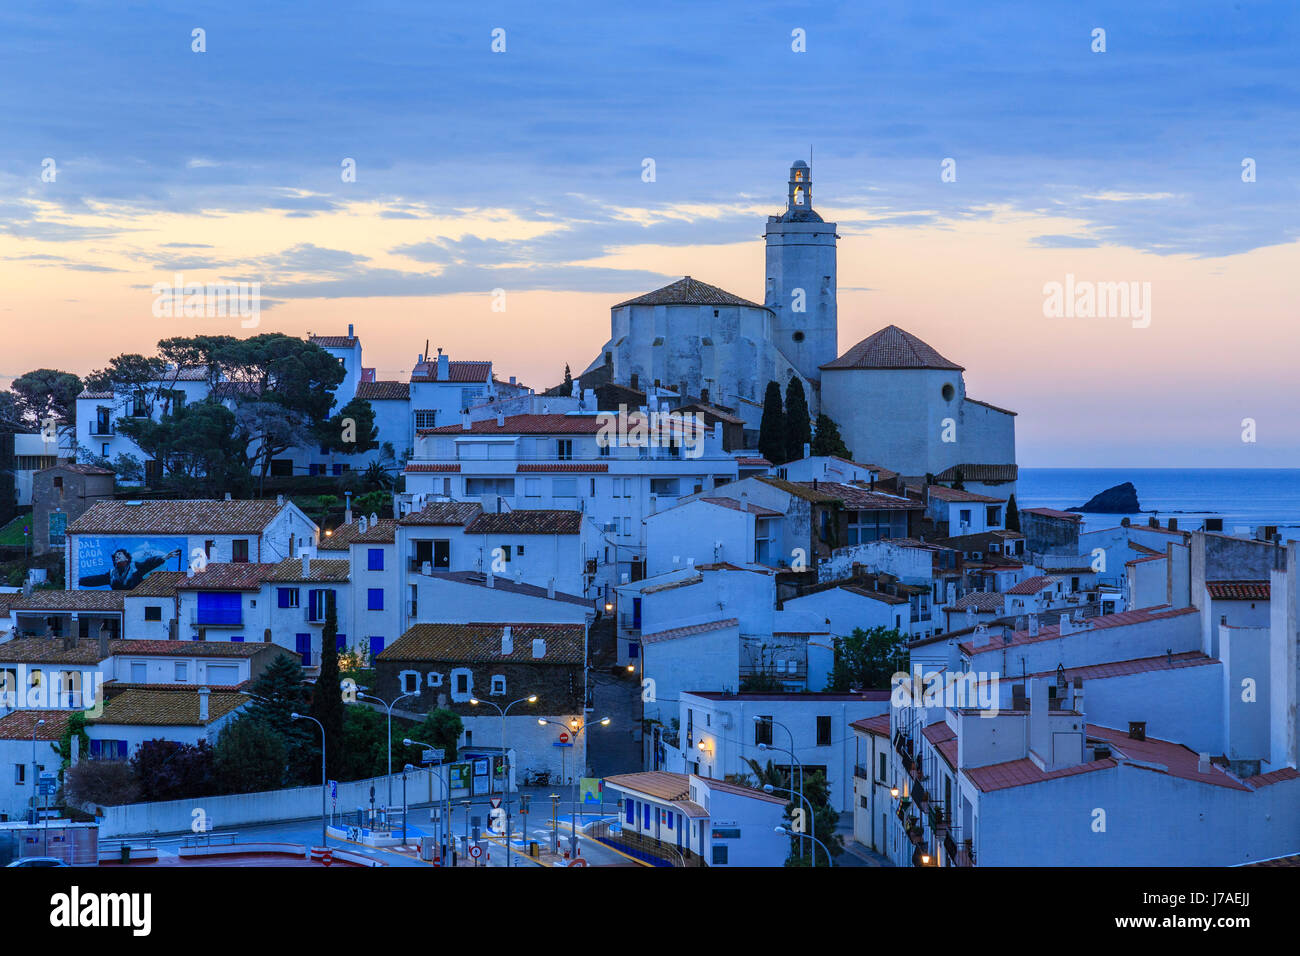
left=0, top=1, right=1297, bottom=467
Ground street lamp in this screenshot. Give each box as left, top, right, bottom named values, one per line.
left=354, top=689, right=418, bottom=809
left=291, top=712, right=327, bottom=848
left=756, top=715, right=805, bottom=862
left=405, top=737, right=452, bottom=862
left=538, top=716, right=610, bottom=854
left=764, top=783, right=817, bottom=864
left=470, top=694, right=537, bottom=867
left=774, top=825, right=833, bottom=867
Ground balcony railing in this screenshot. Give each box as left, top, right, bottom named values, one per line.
left=89, top=424, right=114, bottom=437
left=191, top=611, right=241, bottom=627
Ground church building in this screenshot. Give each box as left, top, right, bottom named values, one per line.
left=583, top=161, right=1017, bottom=486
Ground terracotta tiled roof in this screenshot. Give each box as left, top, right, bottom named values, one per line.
left=927, top=485, right=1003, bottom=504
left=92, top=686, right=249, bottom=726
left=309, top=335, right=359, bottom=349
left=603, top=771, right=706, bottom=815
left=264, top=557, right=351, bottom=583
left=640, top=575, right=702, bottom=595
left=69, top=499, right=288, bottom=534
left=736, top=457, right=772, bottom=467
left=10, top=590, right=124, bottom=612
left=1128, top=541, right=1163, bottom=556
left=850, top=713, right=891, bottom=737
left=965, top=753, right=1115, bottom=793
left=612, top=276, right=769, bottom=311
left=700, top=777, right=788, bottom=805
left=678, top=402, right=746, bottom=426
left=404, top=463, right=461, bottom=473
left=960, top=605, right=1198, bottom=656
left=1006, top=575, right=1056, bottom=595
left=41, top=462, right=113, bottom=476
left=754, top=476, right=841, bottom=503
left=318, top=518, right=398, bottom=550
left=0, top=637, right=110, bottom=664
left=175, top=563, right=278, bottom=591
left=464, top=511, right=583, bottom=535
left=356, top=381, right=410, bottom=400
left=410, top=359, right=492, bottom=383
left=1086, top=724, right=1250, bottom=792
left=1021, top=507, right=1082, bottom=522
left=111, top=639, right=268, bottom=657
left=1206, top=580, right=1270, bottom=601
left=517, top=463, right=608, bottom=473
left=948, top=591, right=1005, bottom=613
left=934, top=464, right=1019, bottom=483
left=641, top=618, right=738, bottom=644
left=377, top=623, right=584, bottom=664
left=124, top=571, right=187, bottom=598
left=0, top=710, right=72, bottom=740
left=1023, top=651, right=1215, bottom=682
left=400, top=501, right=483, bottom=526
left=419, top=414, right=604, bottom=436
left=821, top=325, right=964, bottom=371
left=427, top=570, right=591, bottom=606
left=1245, top=768, right=1300, bottom=788
left=817, top=482, right=922, bottom=511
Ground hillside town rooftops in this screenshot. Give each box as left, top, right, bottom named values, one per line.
left=935, top=463, right=1019, bottom=483
left=927, top=485, right=1004, bottom=504
left=68, top=499, right=290, bottom=535
left=265, top=557, right=351, bottom=583
left=308, top=334, right=359, bottom=349
left=319, top=518, right=398, bottom=549
left=10, top=590, right=125, bottom=612
left=850, top=713, right=892, bottom=737
left=1006, top=575, right=1056, bottom=595
left=355, top=381, right=410, bottom=401
left=697, top=497, right=783, bottom=517
left=410, top=359, right=492, bottom=383
left=92, top=686, right=249, bottom=727
left=948, top=591, right=1006, bottom=613
left=0, top=637, right=107, bottom=664
left=400, top=501, right=483, bottom=526
left=175, top=563, right=279, bottom=591
left=960, top=605, right=1198, bottom=656
left=124, top=571, right=187, bottom=598
left=425, top=570, right=590, bottom=607
left=0, top=710, right=72, bottom=740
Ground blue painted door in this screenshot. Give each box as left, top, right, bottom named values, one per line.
left=295, top=633, right=312, bottom=666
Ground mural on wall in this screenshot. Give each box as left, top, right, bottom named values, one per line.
left=75, top=536, right=185, bottom=590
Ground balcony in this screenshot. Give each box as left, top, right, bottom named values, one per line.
left=190, top=611, right=241, bottom=627
left=89, top=424, right=114, bottom=437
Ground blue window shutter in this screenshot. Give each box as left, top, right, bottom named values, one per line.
left=116, top=741, right=127, bottom=759
left=336, top=633, right=346, bottom=651
left=633, top=597, right=642, bottom=628
left=369, top=636, right=384, bottom=656
left=368, top=548, right=384, bottom=571
left=231, top=635, right=244, bottom=643
left=198, top=592, right=240, bottom=626
left=629, top=642, right=639, bottom=659
left=278, top=588, right=291, bottom=608
left=296, top=633, right=312, bottom=666
left=625, top=799, right=634, bottom=824
left=368, top=588, right=384, bottom=611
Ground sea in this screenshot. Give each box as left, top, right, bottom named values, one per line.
left=1017, top=469, right=1300, bottom=537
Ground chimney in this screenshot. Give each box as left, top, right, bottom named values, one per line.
left=740, top=492, right=749, bottom=513
left=501, top=626, right=513, bottom=656
left=344, top=492, right=352, bottom=524
left=97, top=625, right=109, bottom=659
left=509, top=376, right=516, bottom=385
left=461, top=411, right=471, bottom=430
left=1167, top=518, right=1178, bottom=531
left=547, top=578, right=556, bottom=600
left=276, top=494, right=284, bottom=507
left=803, top=442, right=810, bottom=459
left=486, top=570, right=495, bottom=588
left=347, top=323, right=354, bottom=338
left=198, top=686, right=210, bottom=722
left=700, top=387, right=709, bottom=404
left=532, top=638, right=546, bottom=659
left=1073, top=676, right=1084, bottom=714
left=1128, top=721, right=1146, bottom=741
left=679, top=381, right=687, bottom=399
left=1197, top=752, right=1211, bottom=773
left=630, top=373, right=639, bottom=391
left=437, top=349, right=449, bottom=380
left=224, top=492, right=232, bottom=501
left=496, top=409, right=505, bottom=427
left=302, top=552, right=311, bottom=578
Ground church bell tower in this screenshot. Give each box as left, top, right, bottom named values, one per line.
left=764, top=160, right=839, bottom=390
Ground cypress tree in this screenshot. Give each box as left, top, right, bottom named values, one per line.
left=758, top=381, right=786, bottom=465
left=1006, top=493, right=1021, bottom=532
left=810, top=413, right=852, bottom=460
left=310, top=600, right=346, bottom=781
left=784, top=376, right=812, bottom=464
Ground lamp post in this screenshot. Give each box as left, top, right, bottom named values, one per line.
left=756, top=716, right=805, bottom=861
left=469, top=694, right=537, bottom=867
left=764, top=783, right=819, bottom=865
left=291, top=712, right=327, bottom=848
left=405, top=737, right=452, bottom=862
left=30, top=719, right=45, bottom=827
left=538, top=716, right=610, bottom=854
left=774, top=825, right=832, bottom=867
left=355, top=689, right=417, bottom=809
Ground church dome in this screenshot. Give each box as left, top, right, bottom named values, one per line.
left=821, top=325, right=964, bottom=371
left=612, top=276, right=770, bottom=311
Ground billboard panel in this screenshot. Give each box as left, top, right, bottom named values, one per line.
left=74, top=536, right=185, bottom=590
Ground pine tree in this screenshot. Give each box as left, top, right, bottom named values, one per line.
left=310, top=601, right=346, bottom=781
left=758, top=381, right=786, bottom=465
left=563, top=364, right=573, bottom=392
left=246, top=653, right=312, bottom=782
left=1006, top=494, right=1021, bottom=532
left=784, top=376, right=812, bottom=464
left=810, top=413, right=852, bottom=460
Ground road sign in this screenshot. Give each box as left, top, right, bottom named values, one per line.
left=329, top=780, right=338, bottom=799
left=421, top=748, right=444, bottom=764
left=37, top=772, right=57, bottom=796
left=489, top=796, right=501, bottom=810
left=558, top=731, right=570, bottom=744
left=469, top=844, right=482, bottom=859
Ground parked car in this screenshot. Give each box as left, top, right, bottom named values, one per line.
left=6, top=857, right=69, bottom=867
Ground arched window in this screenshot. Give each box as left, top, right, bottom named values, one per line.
left=793, top=186, right=805, bottom=206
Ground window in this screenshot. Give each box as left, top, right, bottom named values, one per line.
left=556, top=439, right=573, bottom=460
left=878, top=752, right=888, bottom=782
left=130, top=662, right=147, bottom=682
left=986, top=506, right=1001, bottom=526
left=401, top=671, right=420, bottom=694
left=231, top=539, right=250, bottom=563
left=451, top=668, right=473, bottom=701
left=816, top=716, right=832, bottom=747
left=490, top=675, right=506, bottom=696
left=755, top=716, right=773, bottom=746
left=367, top=588, right=384, bottom=611
left=368, top=636, right=384, bottom=656
left=14, top=764, right=25, bottom=785
left=414, top=410, right=437, bottom=430
left=426, top=672, right=443, bottom=687
left=712, top=844, right=729, bottom=865
left=174, top=662, right=187, bottom=681
left=197, top=592, right=241, bottom=626
left=649, top=478, right=679, bottom=496
left=465, top=477, right=515, bottom=497
left=958, top=509, right=972, bottom=527
left=599, top=442, right=610, bottom=458
left=278, top=588, right=300, bottom=609
left=525, top=478, right=542, bottom=498
left=434, top=540, right=450, bottom=570
left=144, top=605, right=162, bottom=622
left=498, top=545, right=511, bottom=563
left=553, top=478, right=576, bottom=498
